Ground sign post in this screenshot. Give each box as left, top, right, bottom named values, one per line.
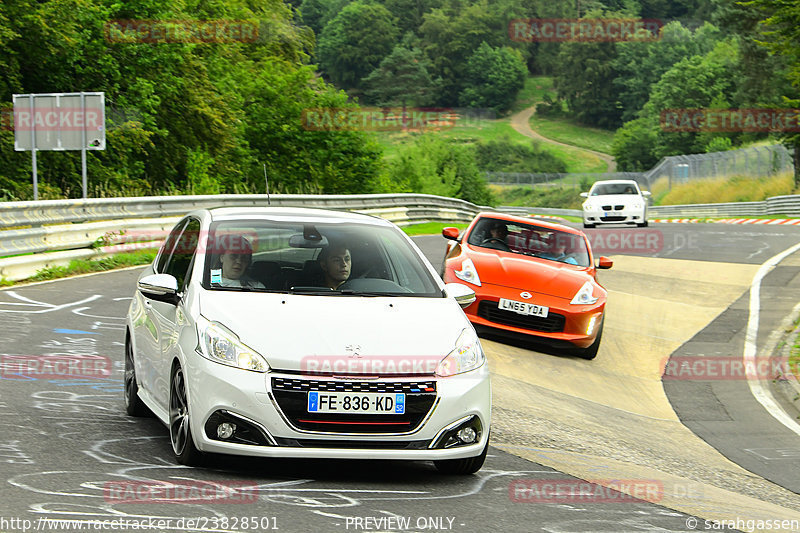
left=13, top=92, right=105, bottom=200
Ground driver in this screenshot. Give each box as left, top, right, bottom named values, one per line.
left=318, top=244, right=352, bottom=289
left=482, top=221, right=508, bottom=245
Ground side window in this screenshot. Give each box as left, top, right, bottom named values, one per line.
left=164, top=218, right=201, bottom=291
left=156, top=220, right=188, bottom=273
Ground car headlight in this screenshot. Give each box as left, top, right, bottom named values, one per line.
left=570, top=281, right=599, bottom=305
left=196, top=316, right=270, bottom=372
left=454, top=258, right=481, bottom=287
left=436, top=328, right=486, bottom=377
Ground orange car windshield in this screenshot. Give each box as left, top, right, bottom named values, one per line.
left=467, top=218, right=591, bottom=267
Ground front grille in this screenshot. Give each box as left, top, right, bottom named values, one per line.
left=600, top=216, right=626, bottom=221
left=615, top=205, right=624, bottom=210
left=601, top=205, right=612, bottom=211
left=273, top=437, right=430, bottom=449
left=271, top=378, right=437, bottom=434
left=477, top=301, right=565, bottom=333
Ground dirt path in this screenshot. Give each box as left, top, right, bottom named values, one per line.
left=510, top=105, right=617, bottom=172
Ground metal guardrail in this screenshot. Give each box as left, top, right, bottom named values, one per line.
left=0, top=194, right=484, bottom=259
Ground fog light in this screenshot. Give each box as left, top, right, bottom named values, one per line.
left=217, top=422, right=236, bottom=439
left=457, top=427, right=477, bottom=444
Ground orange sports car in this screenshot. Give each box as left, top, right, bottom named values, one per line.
left=441, top=213, right=612, bottom=359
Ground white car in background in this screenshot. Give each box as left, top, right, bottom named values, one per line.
left=581, top=179, right=651, bottom=228
left=125, top=207, right=490, bottom=474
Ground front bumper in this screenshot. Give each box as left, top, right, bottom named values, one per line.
left=184, top=354, right=491, bottom=460
left=583, top=206, right=646, bottom=224
left=450, top=281, right=604, bottom=349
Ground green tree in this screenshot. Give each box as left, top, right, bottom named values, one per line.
left=361, top=42, right=437, bottom=107
left=458, top=43, right=527, bottom=113
left=317, top=2, right=400, bottom=92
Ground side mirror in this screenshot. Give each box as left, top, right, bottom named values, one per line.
left=444, top=282, right=476, bottom=308
left=442, top=227, right=460, bottom=241
left=641, top=190, right=651, bottom=197
left=580, top=192, right=589, bottom=198
left=596, top=257, right=613, bottom=270
left=138, top=273, right=180, bottom=304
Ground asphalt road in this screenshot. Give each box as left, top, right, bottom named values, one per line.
left=1, top=222, right=799, bottom=533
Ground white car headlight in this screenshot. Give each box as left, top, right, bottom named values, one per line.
left=570, top=281, right=599, bottom=305
left=196, top=316, right=270, bottom=372
left=436, top=328, right=486, bottom=377
left=454, top=258, right=481, bottom=287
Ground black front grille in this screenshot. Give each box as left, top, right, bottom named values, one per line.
left=273, top=437, right=430, bottom=449
left=271, top=378, right=437, bottom=434
left=600, top=216, right=626, bottom=221
left=615, top=205, right=624, bottom=210
left=601, top=205, right=612, bottom=211
left=477, top=301, right=565, bottom=333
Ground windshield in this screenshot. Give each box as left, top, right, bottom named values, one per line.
left=466, top=217, right=591, bottom=267
left=202, top=220, right=441, bottom=297
left=590, top=183, right=640, bottom=196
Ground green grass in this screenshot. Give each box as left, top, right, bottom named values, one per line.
left=489, top=185, right=584, bottom=210
left=509, top=76, right=556, bottom=114
left=17, top=250, right=158, bottom=285
left=528, top=115, right=615, bottom=155
left=656, top=172, right=797, bottom=206
left=401, top=222, right=469, bottom=236
left=790, top=331, right=800, bottom=381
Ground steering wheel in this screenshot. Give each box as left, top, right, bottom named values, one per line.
left=481, top=237, right=511, bottom=251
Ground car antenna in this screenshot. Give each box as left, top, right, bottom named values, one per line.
left=263, top=163, right=271, bottom=206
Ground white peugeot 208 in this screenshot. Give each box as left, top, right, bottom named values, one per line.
left=581, top=179, right=651, bottom=228
left=125, top=207, right=490, bottom=474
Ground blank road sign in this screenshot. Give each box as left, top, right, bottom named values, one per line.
left=13, top=92, right=105, bottom=151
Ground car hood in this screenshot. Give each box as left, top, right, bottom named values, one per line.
left=467, top=248, right=591, bottom=299
left=198, top=291, right=469, bottom=374
left=585, top=194, right=643, bottom=205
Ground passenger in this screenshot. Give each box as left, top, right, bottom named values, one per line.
left=540, top=238, right=579, bottom=265
left=212, top=235, right=265, bottom=288
left=318, top=244, right=352, bottom=289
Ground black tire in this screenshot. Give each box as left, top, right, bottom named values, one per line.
left=576, top=319, right=603, bottom=360
left=583, top=223, right=595, bottom=229
left=637, top=221, right=648, bottom=227
left=434, top=441, right=488, bottom=475
left=169, top=364, right=204, bottom=466
left=124, top=336, right=150, bottom=417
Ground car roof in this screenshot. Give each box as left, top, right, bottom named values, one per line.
left=202, top=206, right=392, bottom=226
left=475, top=212, right=584, bottom=236
left=590, top=179, right=640, bottom=186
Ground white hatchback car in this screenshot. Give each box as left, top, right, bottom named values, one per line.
left=125, top=207, right=490, bottom=474
left=581, top=180, right=651, bottom=228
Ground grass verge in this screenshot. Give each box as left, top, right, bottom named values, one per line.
left=528, top=115, right=615, bottom=155
left=1, top=250, right=158, bottom=287
left=402, top=222, right=469, bottom=236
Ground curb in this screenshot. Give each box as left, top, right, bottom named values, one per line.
left=769, top=303, right=800, bottom=420
left=651, top=218, right=800, bottom=225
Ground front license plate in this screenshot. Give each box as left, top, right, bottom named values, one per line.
left=307, top=391, right=406, bottom=415
left=498, top=298, right=549, bottom=317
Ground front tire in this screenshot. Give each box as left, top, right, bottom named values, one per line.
left=637, top=220, right=648, bottom=227
left=583, top=222, right=595, bottom=229
left=434, top=441, right=488, bottom=475
left=576, top=319, right=603, bottom=360
left=170, top=364, right=203, bottom=466
left=124, top=336, right=150, bottom=417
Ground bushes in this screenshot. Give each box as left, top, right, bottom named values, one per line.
left=475, top=136, right=567, bottom=173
